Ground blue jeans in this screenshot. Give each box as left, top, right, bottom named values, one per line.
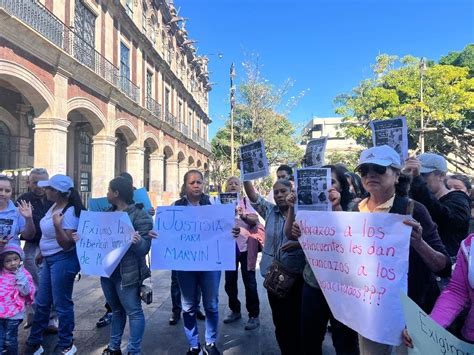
left=0, top=318, right=22, bottom=355
left=27, top=249, right=80, bottom=349
left=176, top=271, right=221, bottom=347
left=101, top=277, right=145, bottom=354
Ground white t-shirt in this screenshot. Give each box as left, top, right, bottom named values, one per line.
left=0, top=200, right=25, bottom=246
left=39, top=205, right=79, bottom=256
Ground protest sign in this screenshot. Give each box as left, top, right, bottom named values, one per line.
left=295, top=168, right=331, bottom=212
left=219, top=192, right=239, bottom=206
left=370, top=117, right=408, bottom=162
left=304, top=136, right=328, bottom=167
left=239, top=140, right=269, bottom=181
left=76, top=211, right=135, bottom=277
left=134, top=188, right=153, bottom=210
left=151, top=204, right=236, bottom=271
left=296, top=211, right=411, bottom=345
left=401, top=293, right=474, bottom=355
left=88, top=197, right=111, bottom=212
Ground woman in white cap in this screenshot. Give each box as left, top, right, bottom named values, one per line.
left=24, top=174, right=84, bottom=355
left=354, top=146, right=451, bottom=354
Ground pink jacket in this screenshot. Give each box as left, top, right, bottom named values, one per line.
left=431, top=234, right=474, bottom=342
left=0, top=267, right=35, bottom=319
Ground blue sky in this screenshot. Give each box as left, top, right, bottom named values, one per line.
left=175, top=0, right=474, bottom=138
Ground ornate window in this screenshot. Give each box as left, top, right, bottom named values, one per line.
left=74, top=0, right=96, bottom=70
left=80, top=131, right=92, bottom=164
left=125, top=0, right=133, bottom=17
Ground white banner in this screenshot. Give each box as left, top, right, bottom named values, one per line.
left=151, top=204, right=236, bottom=271
left=297, top=211, right=411, bottom=345
left=76, top=211, right=134, bottom=277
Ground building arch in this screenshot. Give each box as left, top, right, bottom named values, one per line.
left=0, top=107, right=20, bottom=137
left=143, top=131, right=160, bottom=153
left=114, top=119, right=138, bottom=145
left=177, top=151, right=186, bottom=162
left=67, top=97, right=107, bottom=134
left=188, top=155, right=195, bottom=167
left=0, top=60, right=54, bottom=117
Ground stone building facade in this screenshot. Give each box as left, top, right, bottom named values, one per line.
left=0, top=0, right=212, bottom=205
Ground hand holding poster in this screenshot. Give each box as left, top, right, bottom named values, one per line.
left=304, top=136, right=328, bottom=167
left=76, top=211, right=135, bottom=277
left=296, top=211, right=411, bottom=345
left=295, top=168, right=332, bottom=212
left=370, top=117, right=408, bottom=162
left=151, top=204, right=236, bottom=271
left=401, top=293, right=474, bottom=355
left=239, top=140, right=269, bottom=181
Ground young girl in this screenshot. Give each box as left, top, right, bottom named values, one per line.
left=0, top=244, right=35, bottom=355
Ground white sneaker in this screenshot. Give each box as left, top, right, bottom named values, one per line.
left=54, top=344, right=77, bottom=355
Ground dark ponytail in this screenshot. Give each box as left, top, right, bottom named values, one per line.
left=60, top=188, right=85, bottom=217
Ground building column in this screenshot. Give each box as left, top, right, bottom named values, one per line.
left=127, top=146, right=145, bottom=188
left=149, top=153, right=164, bottom=205
left=165, top=158, right=179, bottom=199
left=91, top=135, right=117, bottom=197
left=33, top=118, right=70, bottom=175
left=178, top=161, right=189, bottom=186
left=9, top=136, right=32, bottom=168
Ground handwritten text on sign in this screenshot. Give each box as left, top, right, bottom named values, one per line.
left=151, top=204, right=236, bottom=271
left=401, top=293, right=474, bottom=355
left=297, top=211, right=411, bottom=346
left=76, top=211, right=134, bottom=277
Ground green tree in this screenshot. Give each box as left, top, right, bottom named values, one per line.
left=335, top=53, right=474, bottom=172
left=440, top=44, right=474, bottom=77
left=210, top=58, right=304, bottom=188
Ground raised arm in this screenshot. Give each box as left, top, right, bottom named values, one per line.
left=243, top=181, right=259, bottom=203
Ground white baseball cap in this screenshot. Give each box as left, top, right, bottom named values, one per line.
left=38, top=174, right=74, bottom=192
left=356, top=145, right=402, bottom=170
left=418, top=153, right=448, bottom=174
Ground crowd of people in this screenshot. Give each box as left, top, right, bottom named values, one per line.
left=0, top=144, right=473, bottom=355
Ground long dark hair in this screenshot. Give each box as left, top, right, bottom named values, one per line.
left=345, top=172, right=367, bottom=199
left=179, top=170, right=204, bottom=198
left=59, top=188, right=85, bottom=217
left=109, top=177, right=135, bottom=205
left=323, top=165, right=352, bottom=211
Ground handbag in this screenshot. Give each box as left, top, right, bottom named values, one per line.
left=263, top=212, right=299, bottom=298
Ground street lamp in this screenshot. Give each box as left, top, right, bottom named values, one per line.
left=419, top=57, right=427, bottom=153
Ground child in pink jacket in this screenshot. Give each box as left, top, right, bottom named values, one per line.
left=0, top=244, right=35, bottom=354
left=430, top=233, right=474, bottom=342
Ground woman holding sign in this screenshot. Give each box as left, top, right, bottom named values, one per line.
left=100, top=177, right=153, bottom=355
left=24, top=174, right=84, bottom=355
left=353, top=146, right=451, bottom=354
left=172, top=170, right=222, bottom=355
left=243, top=178, right=306, bottom=355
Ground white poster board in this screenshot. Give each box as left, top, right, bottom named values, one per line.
left=76, top=211, right=134, bottom=277
left=151, top=204, right=236, bottom=271
left=370, top=117, right=408, bottom=162
left=295, top=168, right=332, bottom=212
left=297, top=211, right=411, bottom=345
left=401, top=293, right=474, bottom=354
left=239, top=140, right=269, bottom=181
left=304, top=136, right=328, bottom=167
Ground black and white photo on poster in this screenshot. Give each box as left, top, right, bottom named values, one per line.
left=0, top=218, right=14, bottom=239
left=239, top=140, right=269, bottom=181
left=370, top=117, right=408, bottom=161
left=295, top=168, right=332, bottom=212
left=304, top=136, right=328, bottom=167
left=219, top=192, right=239, bottom=206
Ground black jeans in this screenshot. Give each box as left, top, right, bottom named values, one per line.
left=267, top=276, right=303, bottom=355
left=171, top=270, right=182, bottom=314
left=301, top=281, right=359, bottom=355
left=224, top=251, right=260, bottom=318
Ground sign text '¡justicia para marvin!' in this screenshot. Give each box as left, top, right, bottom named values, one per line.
left=155, top=209, right=225, bottom=233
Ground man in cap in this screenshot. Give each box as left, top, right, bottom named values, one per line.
left=405, top=153, right=471, bottom=258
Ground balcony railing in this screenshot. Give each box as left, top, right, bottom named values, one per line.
left=0, top=0, right=132, bottom=99
left=120, top=75, right=140, bottom=102
left=146, top=96, right=162, bottom=120
left=164, top=111, right=177, bottom=127
left=179, top=123, right=189, bottom=137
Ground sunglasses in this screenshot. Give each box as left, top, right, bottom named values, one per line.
left=358, top=164, right=387, bottom=177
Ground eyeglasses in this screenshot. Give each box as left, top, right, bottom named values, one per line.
left=358, top=164, right=387, bottom=177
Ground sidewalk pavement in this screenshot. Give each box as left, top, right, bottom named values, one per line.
left=19, top=269, right=336, bottom=354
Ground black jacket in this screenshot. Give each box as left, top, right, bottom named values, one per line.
left=17, top=192, right=53, bottom=244
left=410, top=176, right=471, bottom=257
